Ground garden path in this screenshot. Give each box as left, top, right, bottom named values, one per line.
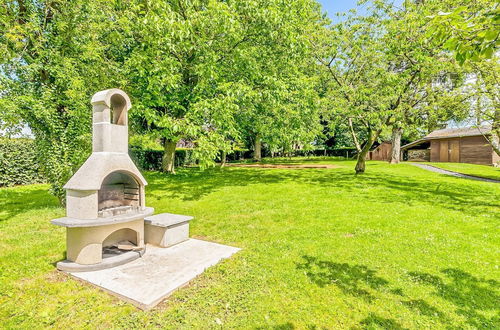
left=410, top=163, right=500, bottom=183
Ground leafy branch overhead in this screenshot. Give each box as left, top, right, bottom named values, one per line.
left=428, top=1, right=499, bottom=64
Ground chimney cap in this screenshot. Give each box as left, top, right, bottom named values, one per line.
left=91, top=88, right=131, bottom=110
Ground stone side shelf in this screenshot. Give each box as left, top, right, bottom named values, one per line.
left=52, top=207, right=154, bottom=227
left=144, top=213, right=193, bottom=248
left=144, top=213, right=193, bottom=227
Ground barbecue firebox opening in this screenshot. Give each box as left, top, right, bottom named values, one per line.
left=102, top=228, right=141, bottom=258
left=98, top=171, right=141, bottom=217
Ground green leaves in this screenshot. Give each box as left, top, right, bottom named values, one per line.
left=0, top=0, right=124, bottom=202
left=316, top=0, right=470, bottom=170
left=0, top=138, right=43, bottom=187
left=427, top=0, right=499, bottom=65
left=121, top=0, right=325, bottom=166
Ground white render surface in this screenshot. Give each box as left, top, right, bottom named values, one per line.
left=144, top=213, right=193, bottom=247
left=52, top=207, right=154, bottom=227
left=70, top=239, right=240, bottom=310
left=66, top=189, right=98, bottom=219
left=145, top=221, right=189, bottom=248
left=63, top=152, right=147, bottom=191
left=144, top=213, right=194, bottom=227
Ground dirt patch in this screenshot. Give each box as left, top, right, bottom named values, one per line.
left=226, top=163, right=338, bottom=169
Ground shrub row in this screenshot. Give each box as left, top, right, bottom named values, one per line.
left=0, top=140, right=354, bottom=188
left=130, top=147, right=197, bottom=171
left=129, top=146, right=355, bottom=170
left=0, top=138, right=44, bottom=187
left=293, top=148, right=357, bottom=158
left=257, top=148, right=357, bottom=159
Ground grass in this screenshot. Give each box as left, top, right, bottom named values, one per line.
left=426, top=162, right=500, bottom=181
left=0, top=159, right=499, bottom=328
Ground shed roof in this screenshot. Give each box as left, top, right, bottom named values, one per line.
left=424, top=125, right=491, bottom=140
left=401, top=125, right=491, bottom=150
left=401, top=139, right=427, bottom=150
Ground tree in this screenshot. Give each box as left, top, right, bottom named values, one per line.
left=120, top=0, right=243, bottom=173
left=121, top=0, right=325, bottom=170
left=314, top=6, right=414, bottom=173
left=425, top=0, right=499, bottom=159
left=315, top=0, right=465, bottom=172
left=383, top=1, right=469, bottom=164
left=0, top=0, right=123, bottom=203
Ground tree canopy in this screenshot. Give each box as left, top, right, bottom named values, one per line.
left=1, top=0, right=122, bottom=201
left=315, top=0, right=469, bottom=172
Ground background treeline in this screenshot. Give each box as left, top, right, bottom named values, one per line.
left=0, top=0, right=498, bottom=202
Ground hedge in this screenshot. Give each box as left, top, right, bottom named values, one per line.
left=0, top=139, right=355, bottom=187
left=293, top=148, right=357, bottom=158
left=128, top=147, right=356, bottom=171
left=0, top=138, right=44, bottom=187
left=130, top=147, right=197, bottom=171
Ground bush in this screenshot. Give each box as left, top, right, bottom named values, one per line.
left=236, top=148, right=356, bottom=160
left=0, top=138, right=44, bottom=187
left=130, top=147, right=196, bottom=171
left=295, top=148, right=358, bottom=158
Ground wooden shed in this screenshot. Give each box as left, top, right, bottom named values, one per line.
left=368, top=142, right=392, bottom=161
left=402, top=126, right=498, bottom=165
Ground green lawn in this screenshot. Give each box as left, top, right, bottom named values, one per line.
left=1, top=159, right=499, bottom=328
left=426, top=162, right=500, bottom=181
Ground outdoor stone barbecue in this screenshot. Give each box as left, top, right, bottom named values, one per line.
left=52, top=89, right=192, bottom=272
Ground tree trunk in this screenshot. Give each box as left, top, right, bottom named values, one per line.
left=355, top=153, right=367, bottom=173
left=253, top=134, right=262, bottom=162
left=162, top=140, right=176, bottom=174
left=490, top=109, right=500, bottom=159
left=390, top=126, right=402, bottom=164
left=354, top=129, right=380, bottom=174
left=220, top=150, right=227, bottom=167
left=491, top=131, right=500, bottom=159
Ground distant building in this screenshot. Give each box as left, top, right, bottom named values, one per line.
left=368, top=142, right=392, bottom=161
left=402, top=126, right=498, bottom=165
left=176, top=139, right=195, bottom=148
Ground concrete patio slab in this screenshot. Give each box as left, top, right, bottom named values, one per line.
left=70, top=239, right=240, bottom=310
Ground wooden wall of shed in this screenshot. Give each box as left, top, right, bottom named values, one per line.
left=369, top=142, right=392, bottom=161
left=429, top=136, right=493, bottom=164
left=459, top=136, right=492, bottom=165
left=430, top=140, right=440, bottom=162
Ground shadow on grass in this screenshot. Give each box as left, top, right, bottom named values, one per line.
left=145, top=166, right=499, bottom=216
left=359, top=313, right=407, bottom=329
left=1, top=161, right=496, bottom=220
left=267, top=323, right=295, bottom=330
left=296, top=256, right=496, bottom=327
left=408, top=269, right=499, bottom=328
left=296, top=256, right=407, bottom=328
left=401, top=299, right=447, bottom=320
left=0, top=185, right=60, bottom=221
left=296, top=255, right=389, bottom=302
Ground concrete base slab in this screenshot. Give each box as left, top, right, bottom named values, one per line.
left=69, top=239, right=240, bottom=310
left=57, top=248, right=144, bottom=272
